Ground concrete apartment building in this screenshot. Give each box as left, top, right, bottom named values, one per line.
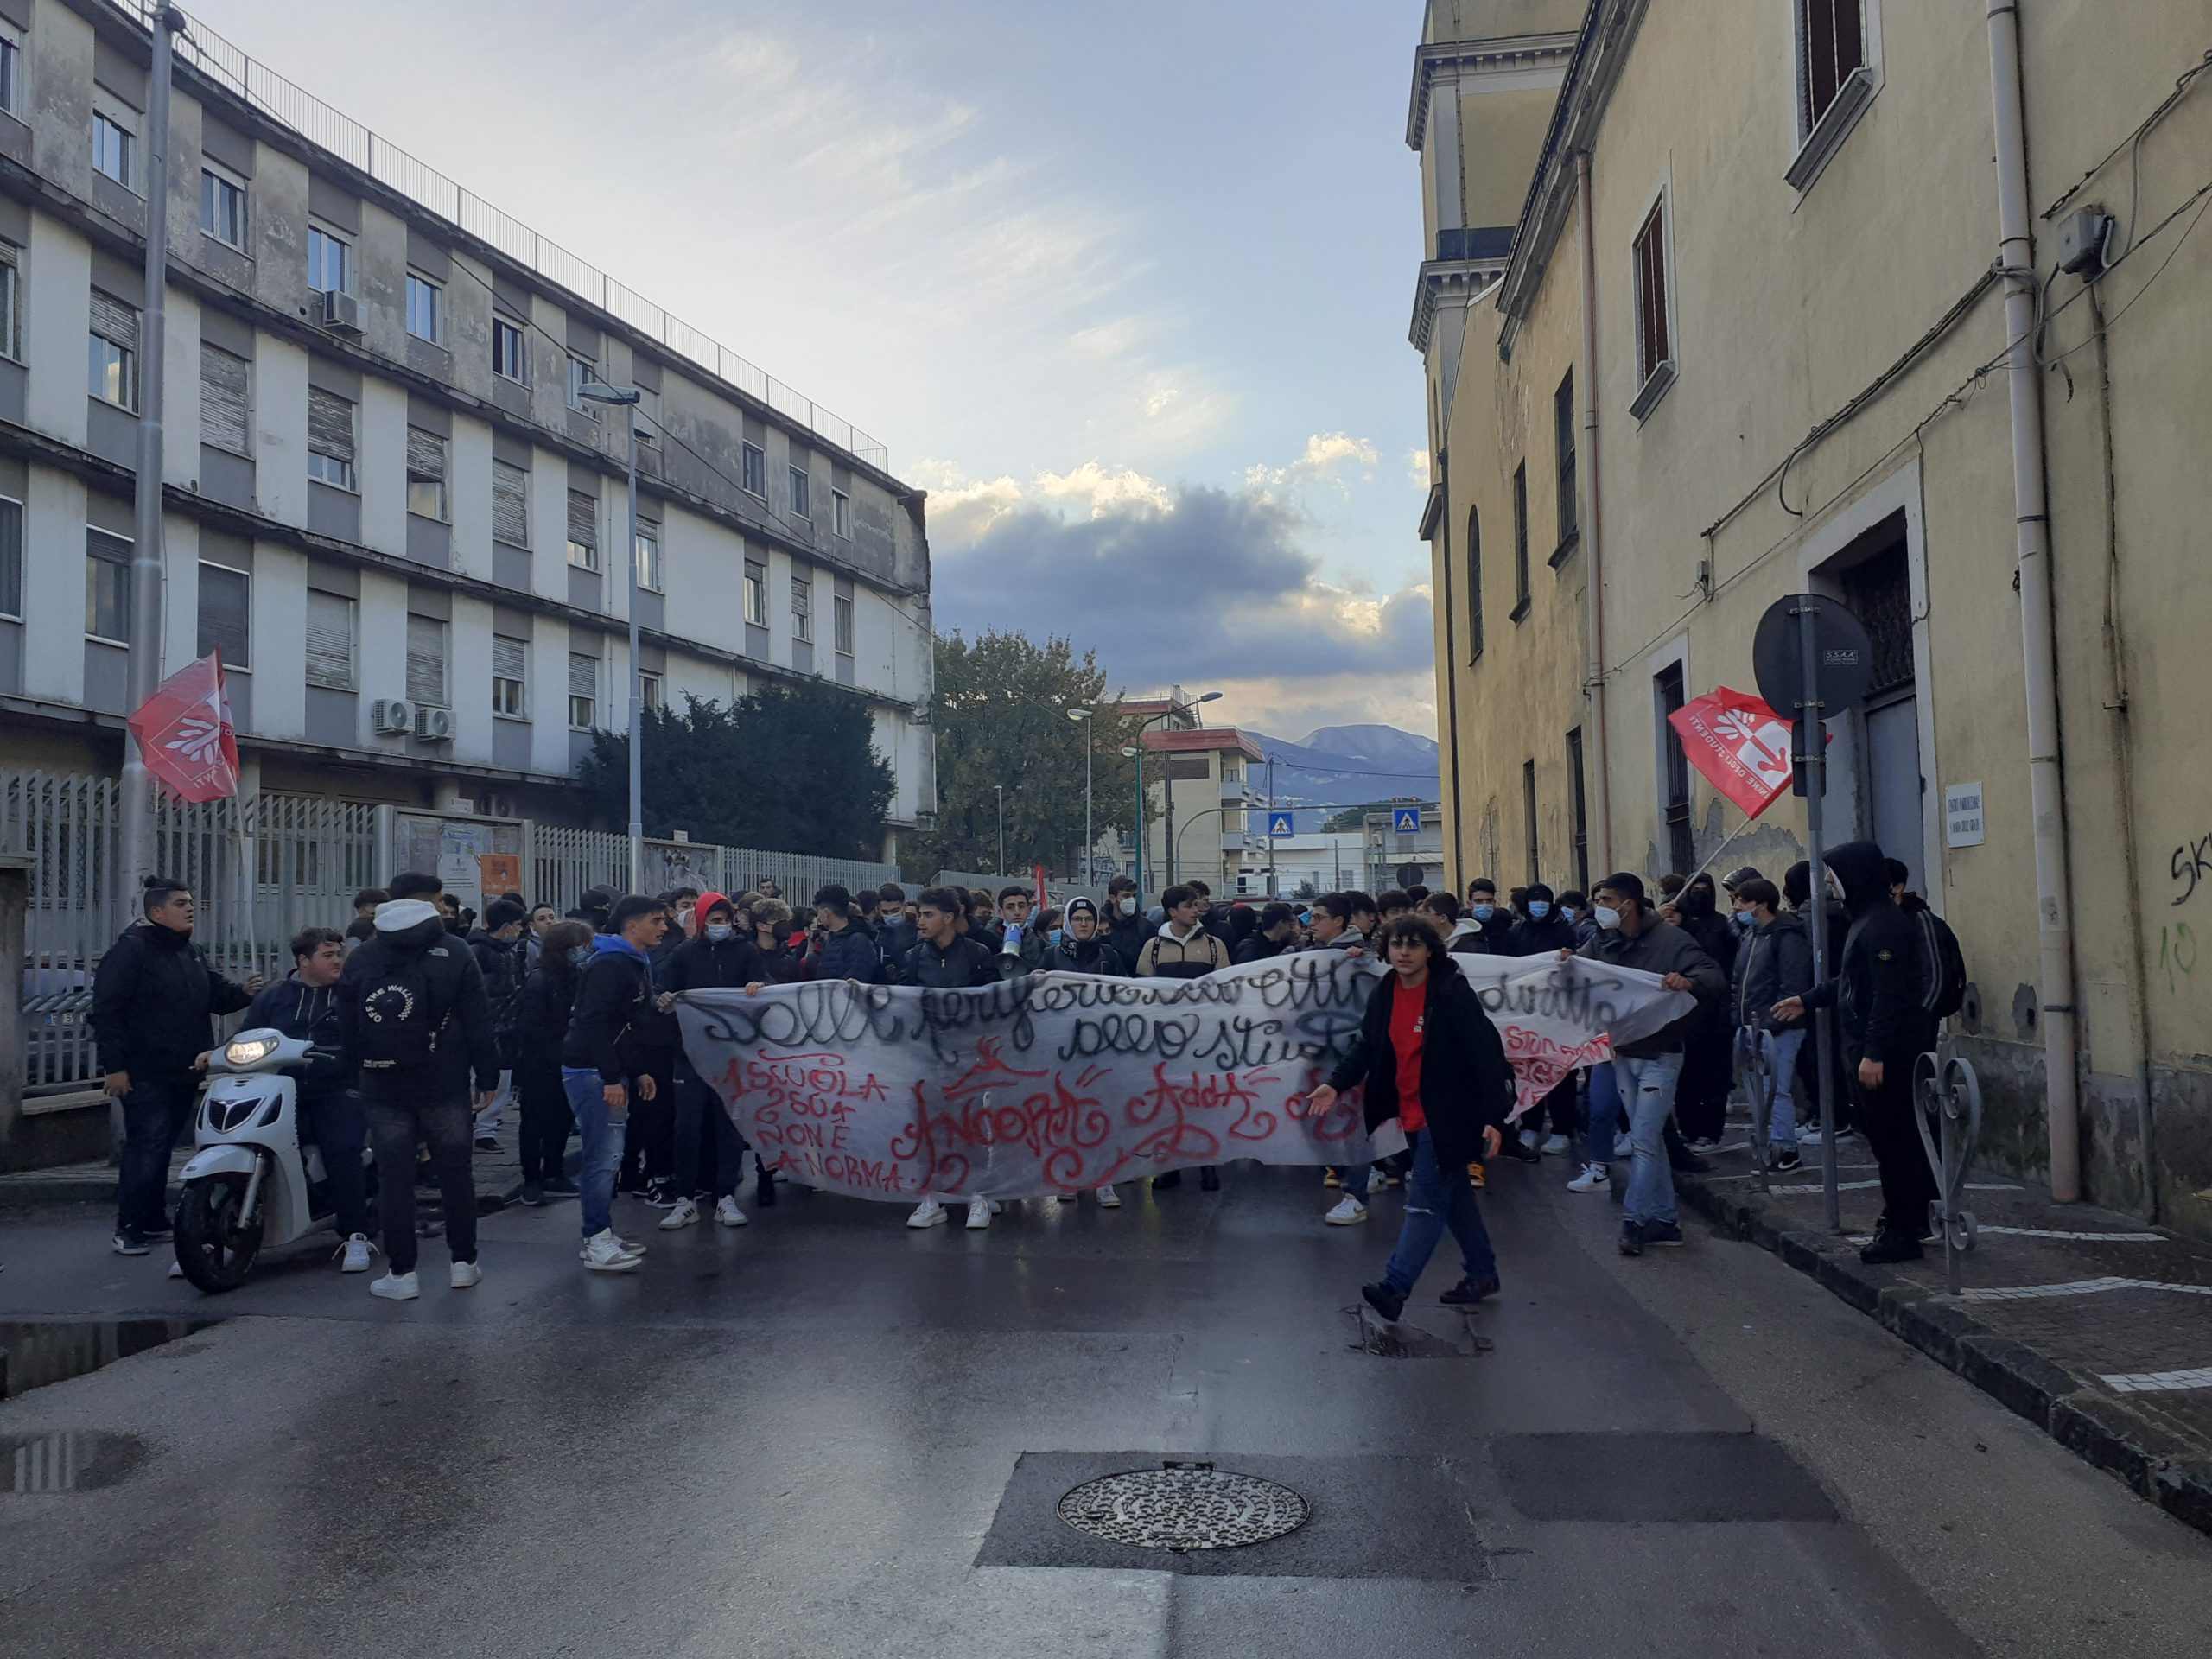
left=1409, top=0, right=2212, bottom=1233
left=0, top=0, right=935, bottom=855
left=1136, top=722, right=1266, bottom=898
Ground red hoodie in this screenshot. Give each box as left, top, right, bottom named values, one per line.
left=691, top=889, right=733, bottom=939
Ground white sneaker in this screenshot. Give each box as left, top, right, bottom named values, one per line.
left=1324, top=1196, right=1368, bottom=1225
left=1613, top=1134, right=1636, bottom=1159
left=907, top=1198, right=948, bottom=1229
left=1096, top=1184, right=1122, bottom=1208
left=658, top=1198, right=700, bottom=1231
left=167, top=1260, right=183, bottom=1279
left=338, top=1234, right=375, bottom=1274
left=1541, top=1134, right=1571, bottom=1155
left=449, top=1259, right=482, bottom=1289
left=370, top=1270, right=420, bottom=1300
left=965, top=1198, right=994, bottom=1230
left=581, top=1230, right=643, bottom=1273
left=715, top=1196, right=747, bottom=1228
left=1567, top=1163, right=1611, bottom=1193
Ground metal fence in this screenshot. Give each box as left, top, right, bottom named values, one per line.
left=3, top=771, right=897, bottom=1093
left=98, top=0, right=891, bottom=473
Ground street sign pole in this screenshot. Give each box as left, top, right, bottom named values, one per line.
left=1796, top=594, right=1841, bottom=1236
left=1266, top=757, right=1277, bottom=898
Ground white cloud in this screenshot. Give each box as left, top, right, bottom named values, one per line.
left=1407, top=448, right=1433, bottom=488
left=1244, top=432, right=1383, bottom=493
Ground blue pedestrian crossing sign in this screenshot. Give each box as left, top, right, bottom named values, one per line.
left=1267, top=811, right=1295, bottom=837
left=1392, top=807, right=1423, bottom=834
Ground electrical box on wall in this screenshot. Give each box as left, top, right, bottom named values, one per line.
left=2055, top=206, right=2113, bottom=276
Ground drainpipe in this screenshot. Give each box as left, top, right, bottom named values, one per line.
left=1574, top=150, right=1612, bottom=874
left=1986, top=0, right=2082, bottom=1202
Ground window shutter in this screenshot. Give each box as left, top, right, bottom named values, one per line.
left=89, top=289, right=138, bottom=350
left=200, top=346, right=250, bottom=454
left=565, top=488, right=597, bottom=552
left=0, top=498, right=21, bottom=619
left=305, top=590, right=353, bottom=688
left=567, top=651, right=596, bottom=706
left=406, top=425, right=446, bottom=480
left=404, top=613, right=447, bottom=706
left=197, top=563, right=250, bottom=668
left=492, top=634, right=526, bottom=682
left=307, top=388, right=354, bottom=464
left=493, top=461, right=530, bottom=547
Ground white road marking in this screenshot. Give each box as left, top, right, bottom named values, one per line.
left=2098, top=1368, right=2212, bottom=1394
left=1980, top=1226, right=2164, bottom=1243
left=1955, top=1277, right=2212, bottom=1302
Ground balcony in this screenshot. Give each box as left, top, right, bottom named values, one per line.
left=1434, top=226, right=1513, bottom=263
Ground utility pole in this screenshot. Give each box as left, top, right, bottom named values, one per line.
left=118, top=7, right=185, bottom=898
left=995, top=784, right=1005, bottom=878
left=1068, top=707, right=1094, bottom=889
left=578, top=379, right=645, bottom=892
left=1266, top=755, right=1278, bottom=898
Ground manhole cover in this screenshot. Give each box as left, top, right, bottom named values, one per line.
left=1057, top=1464, right=1310, bottom=1551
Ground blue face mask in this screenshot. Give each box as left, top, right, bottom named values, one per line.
left=1734, top=909, right=1755, bottom=928
left=570, top=944, right=594, bottom=965
left=1049, top=928, right=1065, bottom=947
left=1527, top=901, right=1550, bottom=919
left=706, top=923, right=733, bottom=942
left=1471, top=904, right=1495, bottom=922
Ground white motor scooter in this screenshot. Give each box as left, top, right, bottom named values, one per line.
left=174, top=1028, right=365, bottom=1293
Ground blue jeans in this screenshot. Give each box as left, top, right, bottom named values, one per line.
left=1612, top=1052, right=1683, bottom=1225
left=563, top=1070, right=628, bottom=1239
left=298, top=1084, right=371, bottom=1240
left=1381, top=1129, right=1497, bottom=1294
left=1763, top=1028, right=1806, bottom=1148
left=672, top=1059, right=747, bottom=1201
left=1581, top=1060, right=1623, bottom=1168
left=116, top=1071, right=197, bottom=1234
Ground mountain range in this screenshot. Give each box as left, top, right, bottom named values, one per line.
left=1243, top=724, right=1441, bottom=811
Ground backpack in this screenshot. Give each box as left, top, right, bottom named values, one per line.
left=1913, top=906, right=1967, bottom=1020
left=354, top=946, right=448, bottom=1070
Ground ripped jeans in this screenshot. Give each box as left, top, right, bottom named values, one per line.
left=1380, top=1129, right=1497, bottom=1295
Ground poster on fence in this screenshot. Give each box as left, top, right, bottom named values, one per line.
left=674, top=951, right=1691, bottom=1203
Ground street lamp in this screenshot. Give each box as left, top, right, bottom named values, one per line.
left=994, top=784, right=1006, bottom=878
left=577, top=378, right=645, bottom=893
left=1067, top=707, right=1093, bottom=887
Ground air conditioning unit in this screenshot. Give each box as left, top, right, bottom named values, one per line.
left=369, top=698, right=414, bottom=735
left=319, top=289, right=363, bottom=335
left=414, top=705, right=455, bottom=743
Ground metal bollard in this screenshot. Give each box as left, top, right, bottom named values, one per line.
left=1913, top=1036, right=1984, bottom=1295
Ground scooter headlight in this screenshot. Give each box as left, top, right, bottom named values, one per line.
left=223, top=1033, right=279, bottom=1069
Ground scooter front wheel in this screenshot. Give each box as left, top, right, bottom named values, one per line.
left=175, top=1174, right=264, bottom=1294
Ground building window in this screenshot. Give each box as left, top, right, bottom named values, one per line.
left=567, top=652, right=597, bottom=729
left=92, top=108, right=135, bottom=188
left=633, top=522, right=661, bottom=593
left=200, top=163, right=247, bottom=249
left=404, top=613, right=448, bottom=708
left=492, top=460, right=530, bottom=548
left=406, top=427, right=448, bottom=521
left=1799, top=0, right=1867, bottom=137
left=0, top=495, right=21, bottom=620
left=85, top=528, right=130, bottom=643
left=307, top=387, right=356, bottom=491
left=1510, top=461, right=1530, bottom=619
left=1566, top=727, right=1589, bottom=894
left=0, top=29, right=20, bottom=118
left=197, top=344, right=251, bottom=455
left=88, top=290, right=139, bottom=410
left=741, top=442, right=766, bottom=499
left=833, top=591, right=854, bottom=655
left=743, top=558, right=767, bottom=626
left=1522, top=759, right=1540, bottom=884
left=305, top=589, right=355, bottom=690
left=1656, top=662, right=1694, bottom=877
left=307, top=225, right=350, bottom=295
left=405, top=272, right=442, bottom=343
left=789, top=467, right=811, bottom=520
left=0, top=242, right=18, bottom=361
left=492, top=316, right=528, bottom=383
left=1464, top=505, right=1482, bottom=662
left=491, top=634, right=527, bottom=717
left=564, top=488, right=598, bottom=570
left=832, top=488, right=851, bottom=538
left=791, top=574, right=813, bottom=643
left=634, top=385, right=659, bottom=448
left=1554, top=370, right=1578, bottom=557
left=638, top=670, right=663, bottom=715
left=195, top=561, right=250, bottom=670
left=566, top=356, right=599, bottom=414
left=1630, top=197, right=1676, bottom=416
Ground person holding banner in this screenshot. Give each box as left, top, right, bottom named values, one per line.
left=899, top=887, right=1007, bottom=1230
left=1300, top=915, right=1511, bottom=1322
left=1136, top=885, right=1232, bottom=1193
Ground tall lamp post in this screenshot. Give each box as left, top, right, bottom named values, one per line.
left=994, top=784, right=1005, bottom=878
left=577, top=379, right=645, bottom=891
left=1132, top=690, right=1222, bottom=896
left=1066, top=707, right=1093, bottom=887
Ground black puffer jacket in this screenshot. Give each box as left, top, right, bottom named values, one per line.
left=90, top=922, right=255, bottom=1078
left=1328, top=968, right=1513, bottom=1172
left=665, top=931, right=785, bottom=992
left=337, top=902, right=499, bottom=1096
left=1504, top=912, right=1578, bottom=957
left=1732, top=909, right=1815, bottom=1029
left=240, top=972, right=351, bottom=1093
left=1804, top=840, right=1935, bottom=1066
left=899, top=933, right=1000, bottom=988
left=1042, top=935, right=1128, bottom=976
left=506, top=963, right=578, bottom=1086
left=1106, top=905, right=1149, bottom=965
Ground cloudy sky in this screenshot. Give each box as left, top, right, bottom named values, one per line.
left=193, top=0, right=1437, bottom=739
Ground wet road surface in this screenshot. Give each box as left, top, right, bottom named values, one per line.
left=2, top=1163, right=2208, bottom=1656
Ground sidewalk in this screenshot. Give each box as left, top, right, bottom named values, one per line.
left=1676, top=1115, right=2212, bottom=1537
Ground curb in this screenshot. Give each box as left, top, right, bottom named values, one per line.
left=1677, top=1170, right=2212, bottom=1540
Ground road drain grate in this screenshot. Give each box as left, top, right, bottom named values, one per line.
left=1057, top=1463, right=1310, bottom=1552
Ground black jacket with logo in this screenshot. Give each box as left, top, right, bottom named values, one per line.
left=337, top=908, right=499, bottom=1096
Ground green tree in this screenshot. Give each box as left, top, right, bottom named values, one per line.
left=910, top=631, right=1141, bottom=881
left=579, top=680, right=893, bottom=861
left=1324, top=803, right=1388, bottom=833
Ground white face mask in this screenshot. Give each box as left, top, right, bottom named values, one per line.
left=1117, top=897, right=1137, bottom=916
left=1593, top=905, right=1623, bottom=932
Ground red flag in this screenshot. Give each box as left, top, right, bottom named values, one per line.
left=1666, top=686, right=1796, bottom=821
left=1033, top=863, right=1048, bottom=912
left=127, top=651, right=241, bottom=803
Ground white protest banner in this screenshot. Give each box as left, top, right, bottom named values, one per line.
left=675, top=951, right=1691, bottom=1203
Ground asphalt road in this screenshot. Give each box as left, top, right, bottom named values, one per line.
left=2, top=1162, right=2208, bottom=1657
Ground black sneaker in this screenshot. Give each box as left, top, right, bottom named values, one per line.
left=538, top=1177, right=581, bottom=1198
left=111, top=1230, right=150, bottom=1257
left=1641, top=1219, right=1685, bottom=1248
left=519, top=1182, right=544, bottom=1207
left=1439, top=1275, right=1500, bottom=1306
left=1669, top=1150, right=1713, bottom=1173
left=1768, top=1147, right=1803, bottom=1173
left=1361, top=1280, right=1406, bottom=1322
left=1618, top=1221, right=1645, bottom=1256
left=754, top=1170, right=778, bottom=1208
left=1198, top=1166, right=1221, bottom=1192
left=474, top=1135, right=500, bottom=1154
left=1153, top=1170, right=1183, bottom=1190
left=1859, top=1230, right=1923, bottom=1265
left=644, top=1181, right=681, bottom=1208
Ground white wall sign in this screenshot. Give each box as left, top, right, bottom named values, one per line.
left=1943, top=782, right=1986, bottom=849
